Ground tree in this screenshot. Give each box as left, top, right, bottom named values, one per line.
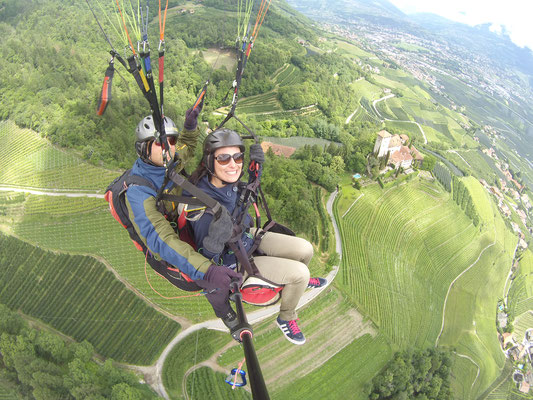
left=330, top=155, right=345, bottom=174
left=422, top=154, right=436, bottom=171
left=0, top=304, right=25, bottom=335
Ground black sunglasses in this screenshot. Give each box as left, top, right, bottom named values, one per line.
left=214, top=152, right=245, bottom=165
left=153, top=136, right=177, bottom=146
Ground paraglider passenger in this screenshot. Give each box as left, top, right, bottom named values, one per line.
left=186, top=128, right=327, bottom=345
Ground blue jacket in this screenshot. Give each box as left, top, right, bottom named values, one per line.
left=187, top=175, right=255, bottom=267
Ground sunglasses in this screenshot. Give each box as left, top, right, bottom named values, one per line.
left=214, top=152, right=245, bottom=165
left=153, top=136, right=177, bottom=146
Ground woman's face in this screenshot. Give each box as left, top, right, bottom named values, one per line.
left=149, top=137, right=177, bottom=167
left=211, top=146, right=244, bottom=187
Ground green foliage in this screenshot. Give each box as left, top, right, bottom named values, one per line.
left=433, top=162, right=452, bottom=192
left=422, top=154, right=437, bottom=171
left=0, top=303, right=156, bottom=399
left=452, top=177, right=481, bottom=226
left=368, top=348, right=453, bottom=399
left=261, top=153, right=325, bottom=238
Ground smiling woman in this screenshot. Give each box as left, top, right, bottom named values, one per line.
left=185, top=128, right=328, bottom=345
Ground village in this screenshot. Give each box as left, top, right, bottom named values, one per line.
left=498, top=315, right=533, bottom=393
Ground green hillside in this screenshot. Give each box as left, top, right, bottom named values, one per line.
left=334, top=174, right=515, bottom=397
left=0, top=233, right=180, bottom=365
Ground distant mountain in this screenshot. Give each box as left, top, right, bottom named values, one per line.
left=409, top=13, right=533, bottom=76
left=287, top=0, right=533, bottom=77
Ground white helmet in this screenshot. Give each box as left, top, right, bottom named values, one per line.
left=135, top=115, right=178, bottom=161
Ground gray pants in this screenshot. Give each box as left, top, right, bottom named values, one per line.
left=250, top=229, right=313, bottom=321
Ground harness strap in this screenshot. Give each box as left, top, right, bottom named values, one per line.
left=158, top=193, right=205, bottom=207
left=124, top=174, right=156, bottom=192
left=227, top=240, right=260, bottom=277
left=167, top=170, right=223, bottom=219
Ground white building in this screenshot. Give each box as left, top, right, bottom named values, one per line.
left=373, top=130, right=391, bottom=157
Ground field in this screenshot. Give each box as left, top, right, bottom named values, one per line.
left=0, top=233, right=180, bottom=365
left=201, top=48, right=237, bottom=72
left=509, top=249, right=533, bottom=339
left=334, top=175, right=513, bottom=397
left=332, top=39, right=380, bottom=63
left=0, top=121, right=117, bottom=191
left=0, top=122, right=220, bottom=320
left=163, top=288, right=389, bottom=400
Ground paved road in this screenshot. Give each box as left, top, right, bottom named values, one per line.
left=0, top=185, right=105, bottom=198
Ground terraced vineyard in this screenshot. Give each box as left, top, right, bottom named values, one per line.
left=238, top=92, right=283, bottom=114
left=334, top=176, right=513, bottom=397
left=509, top=249, right=533, bottom=338
left=4, top=193, right=217, bottom=320
left=0, top=233, right=180, bottom=364
left=0, top=121, right=117, bottom=190
left=273, top=64, right=301, bottom=87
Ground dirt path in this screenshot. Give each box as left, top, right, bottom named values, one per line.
left=0, top=185, right=105, bottom=198
left=454, top=352, right=480, bottom=390
left=435, top=230, right=496, bottom=346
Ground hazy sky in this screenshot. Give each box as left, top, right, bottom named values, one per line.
left=388, top=0, right=533, bottom=51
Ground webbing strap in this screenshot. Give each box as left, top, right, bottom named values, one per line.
left=96, top=60, right=115, bottom=116
left=228, top=240, right=260, bottom=277
left=158, top=193, right=205, bottom=207
left=124, top=174, right=156, bottom=192
left=167, top=170, right=222, bottom=219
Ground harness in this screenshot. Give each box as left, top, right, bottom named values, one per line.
left=162, top=161, right=295, bottom=306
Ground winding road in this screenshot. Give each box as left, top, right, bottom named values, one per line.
left=371, top=94, right=428, bottom=144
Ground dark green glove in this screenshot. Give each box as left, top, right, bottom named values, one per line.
left=203, top=208, right=234, bottom=255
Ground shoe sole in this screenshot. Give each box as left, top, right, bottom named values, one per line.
left=276, top=321, right=306, bottom=345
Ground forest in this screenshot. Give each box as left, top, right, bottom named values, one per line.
left=0, top=0, right=375, bottom=173
left=0, top=304, right=156, bottom=399
left=368, top=348, right=453, bottom=399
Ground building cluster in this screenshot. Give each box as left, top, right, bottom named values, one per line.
left=499, top=330, right=533, bottom=394
left=478, top=142, right=531, bottom=242
left=373, top=130, right=424, bottom=170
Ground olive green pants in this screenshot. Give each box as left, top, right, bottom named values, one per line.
left=250, top=229, right=313, bottom=321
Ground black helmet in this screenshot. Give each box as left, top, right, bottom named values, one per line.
left=135, top=115, right=178, bottom=161
left=203, top=128, right=245, bottom=173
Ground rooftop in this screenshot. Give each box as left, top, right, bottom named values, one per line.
left=377, top=130, right=392, bottom=138
left=261, top=142, right=296, bottom=158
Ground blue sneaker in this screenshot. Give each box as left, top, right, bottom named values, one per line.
left=308, top=277, right=327, bottom=289
left=276, top=316, right=306, bottom=345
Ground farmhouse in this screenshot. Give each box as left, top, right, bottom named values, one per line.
left=373, top=130, right=423, bottom=169
left=498, top=312, right=508, bottom=328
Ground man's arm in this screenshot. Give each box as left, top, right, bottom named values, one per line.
left=125, top=184, right=212, bottom=280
